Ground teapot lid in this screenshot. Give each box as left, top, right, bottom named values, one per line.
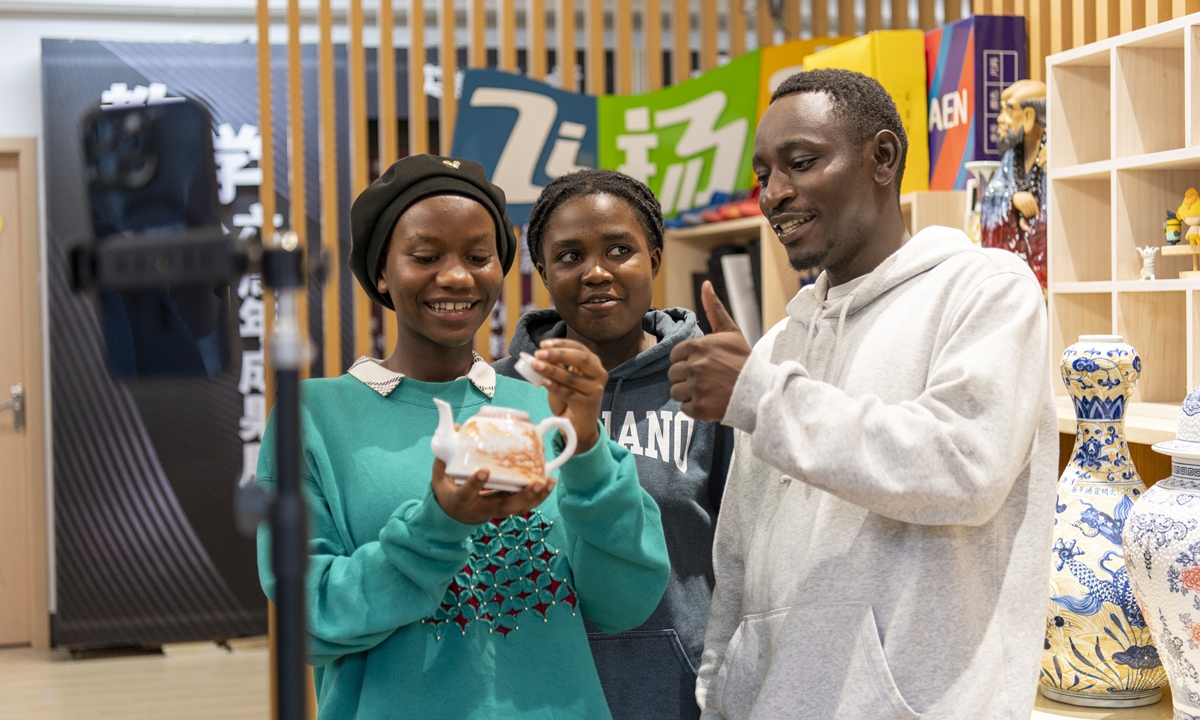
left=476, top=405, right=531, bottom=420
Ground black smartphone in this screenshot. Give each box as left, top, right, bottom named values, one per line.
left=82, top=99, right=233, bottom=380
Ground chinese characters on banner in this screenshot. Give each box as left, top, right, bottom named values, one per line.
left=100, top=82, right=277, bottom=487
left=450, top=51, right=764, bottom=222
left=451, top=69, right=599, bottom=225
left=597, top=51, right=760, bottom=216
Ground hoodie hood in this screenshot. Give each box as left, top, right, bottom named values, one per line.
left=787, top=225, right=975, bottom=324
left=782, top=226, right=976, bottom=369
left=503, top=307, right=701, bottom=382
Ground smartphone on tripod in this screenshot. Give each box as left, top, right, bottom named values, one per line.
left=81, top=99, right=234, bottom=380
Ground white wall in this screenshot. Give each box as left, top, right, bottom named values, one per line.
left=0, top=18, right=260, bottom=137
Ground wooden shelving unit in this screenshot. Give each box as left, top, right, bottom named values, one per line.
left=655, top=191, right=971, bottom=330
left=655, top=216, right=795, bottom=331
left=1047, top=14, right=1200, bottom=428
left=900, top=190, right=968, bottom=237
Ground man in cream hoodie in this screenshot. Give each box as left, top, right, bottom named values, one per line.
left=668, top=69, right=1057, bottom=719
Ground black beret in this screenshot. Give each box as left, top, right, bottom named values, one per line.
left=349, top=154, right=518, bottom=310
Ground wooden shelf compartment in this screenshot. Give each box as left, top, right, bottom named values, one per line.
left=899, top=190, right=968, bottom=235
left=1049, top=176, right=1113, bottom=283
left=1115, top=28, right=1187, bottom=158
left=1048, top=50, right=1112, bottom=169
left=657, top=216, right=797, bottom=332
left=1050, top=146, right=1200, bottom=180
left=1117, top=290, right=1189, bottom=403
left=1050, top=292, right=1114, bottom=397
left=1193, top=290, right=1199, bottom=390
left=1115, top=168, right=1200, bottom=281
left=1191, top=25, right=1200, bottom=147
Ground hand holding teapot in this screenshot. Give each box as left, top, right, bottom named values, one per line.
left=430, top=460, right=557, bottom=526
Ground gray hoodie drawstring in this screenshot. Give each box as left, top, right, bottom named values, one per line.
left=607, top=377, right=625, bottom=439
left=804, top=301, right=824, bottom=366
left=803, top=291, right=856, bottom=372
left=832, top=293, right=855, bottom=364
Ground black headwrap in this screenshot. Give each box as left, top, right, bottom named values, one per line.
left=349, top=154, right=517, bottom=309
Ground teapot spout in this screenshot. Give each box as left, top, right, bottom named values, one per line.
left=431, top=398, right=458, bottom=463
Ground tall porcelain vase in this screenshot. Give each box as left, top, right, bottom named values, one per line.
left=1124, top=386, right=1200, bottom=719
left=1040, top=335, right=1167, bottom=707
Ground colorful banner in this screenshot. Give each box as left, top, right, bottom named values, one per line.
left=757, top=36, right=851, bottom=119
left=454, top=33, right=928, bottom=216
left=598, top=51, right=761, bottom=216
left=452, top=69, right=598, bottom=224
left=925, top=15, right=1026, bottom=190
left=803, top=30, right=930, bottom=195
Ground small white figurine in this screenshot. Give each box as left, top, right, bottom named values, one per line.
left=1137, top=246, right=1159, bottom=280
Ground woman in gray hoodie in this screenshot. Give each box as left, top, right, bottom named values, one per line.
left=496, top=169, right=732, bottom=720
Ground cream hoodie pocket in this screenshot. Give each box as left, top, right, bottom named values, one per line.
left=713, top=603, right=918, bottom=720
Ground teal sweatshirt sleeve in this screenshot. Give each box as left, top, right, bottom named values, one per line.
left=255, top=410, right=479, bottom=667
left=554, top=430, right=671, bottom=634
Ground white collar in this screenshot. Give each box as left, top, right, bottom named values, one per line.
left=347, top=352, right=496, bottom=399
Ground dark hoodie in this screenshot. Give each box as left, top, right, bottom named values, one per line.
left=496, top=307, right=732, bottom=720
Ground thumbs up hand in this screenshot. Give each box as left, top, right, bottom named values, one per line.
left=668, top=281, right=753, bottom=422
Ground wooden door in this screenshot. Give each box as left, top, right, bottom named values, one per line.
left=0, top=138, right=49, bottom=648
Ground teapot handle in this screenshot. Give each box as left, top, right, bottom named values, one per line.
left=536, top=417, right=577, bottom=475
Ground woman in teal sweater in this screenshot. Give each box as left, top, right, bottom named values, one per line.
left=255, top=155, right=670, bottom=719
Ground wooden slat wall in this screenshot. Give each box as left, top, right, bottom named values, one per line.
left=646, top=0, right=664, bottom=87
left=838, top=0, right=856, bottom=35
left=410, top=0, right=429, bottom=155
left=729, top=0, right=745, bottom=57
left=700, top=0, right=717, bottom=70
left=792, top=0, right=808, bottom=37
left=500, top=0, right=518, bottom=71
left=379, top=0, right=399, bottom=357
left=255, top=0, right=277, bottom=409
left=560, top=0, right=577, bottom=89
left=588, top=0, right=605, bottom=92
left=440, top=0, right=457, bottom=150
left=349, top=0, right=372, bottom=360
left=318, top=0, right=341, bottom=378
left=286, top=0, right=310, bottom=380
left=250, top=0, right=1200, bottom=383
left=471, top=0, right=486, bottom=67
left=865, top=0, right=884, bottom=31
left=617, top=0, right=634, bottom=91
left=673, top=0, right=689, bottom=83
left=755, top=0, right=773, bottom=48
left=530, top=0, right=548, bottom=80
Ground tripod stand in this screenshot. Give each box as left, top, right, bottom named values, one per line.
left=73, top=229, right=314, bottom=720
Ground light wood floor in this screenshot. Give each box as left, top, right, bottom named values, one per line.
left=0, top=635, right=1178, bottom=720
left=0, top=637, right=269, bottom=719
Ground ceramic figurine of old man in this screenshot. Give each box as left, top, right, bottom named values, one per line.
left=982, top=79, right=1047, bottom=290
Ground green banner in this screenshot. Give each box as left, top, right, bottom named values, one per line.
left=598, top=50, right=760, bottom=216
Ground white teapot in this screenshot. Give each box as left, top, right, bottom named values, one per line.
left=431, top=398, right=577, bottom=492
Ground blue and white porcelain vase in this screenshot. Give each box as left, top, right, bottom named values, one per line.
left=1124, top=385, right=1200, bottom=719
left=1041, top=335, right=1167, bottom=707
